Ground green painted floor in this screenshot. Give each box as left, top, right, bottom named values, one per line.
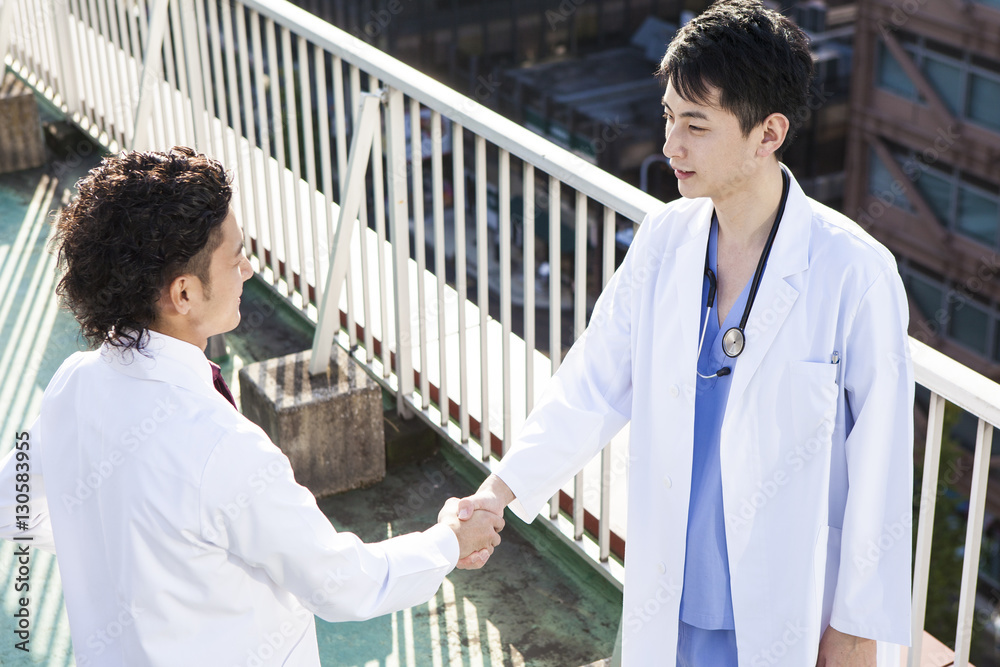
left=0, top=89, right=621, bottom=666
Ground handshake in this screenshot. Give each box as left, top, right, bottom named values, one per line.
left=436, top=474, right=516, bottom=570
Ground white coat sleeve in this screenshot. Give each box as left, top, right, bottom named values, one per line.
left=0, top=416, right=56, bottom=554
left=830, top=267, right=913, bottom=645
left=493, top=215, right=649, bottom=522
left=198, top=426, right=458, bottom=623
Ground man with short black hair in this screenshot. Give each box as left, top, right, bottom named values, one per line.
left=457, top=2, right=913, bottom=665
left=0, top=146, right=504, bottom=666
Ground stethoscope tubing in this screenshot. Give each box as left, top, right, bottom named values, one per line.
left=737, top=167, right=791, bottom=333
left=698, top=166, right=791, bottom=371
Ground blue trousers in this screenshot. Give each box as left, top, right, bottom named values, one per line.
left=676, top=620, right=738, bottom=667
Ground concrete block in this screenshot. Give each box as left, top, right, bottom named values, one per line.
left=0, top=72, right=46, bottom=173
left=238, top=347, right=385, bottom=497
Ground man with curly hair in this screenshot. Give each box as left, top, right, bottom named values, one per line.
left=0, top=146, right=503, bottom=666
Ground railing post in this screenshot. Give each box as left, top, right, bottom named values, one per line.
left=909, top=391, right=946, bottom=667
left=131, top=0, right=170, bottom=150
left=309, top=93, right=381, bottom=376
left=383, top=85, right=414, bottom=416
left=0, top=0, right=16, bottom=67
left=49, top=0, right=79, bottom=112
left=599, top=206, right=616, bottom=563
left=178, top=0, right=209, bottom=151
left=954, top=418, right=995, bottom=666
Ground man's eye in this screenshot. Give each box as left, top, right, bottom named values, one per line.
left=690, top=126, right=705, bottom=132
left=662, top=112, right=672, bottom=121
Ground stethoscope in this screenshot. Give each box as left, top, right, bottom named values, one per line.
left=696, top=166, right=791, bottom=380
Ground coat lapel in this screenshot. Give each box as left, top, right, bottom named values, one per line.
left=724, top=170, right=812, bottom=409
left=665, top=202, right=714, bottom=378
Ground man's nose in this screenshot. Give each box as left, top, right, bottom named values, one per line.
left=662, top=128, right=682, bottom=160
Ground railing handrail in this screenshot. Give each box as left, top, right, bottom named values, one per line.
left=241, top=0, right=665, bottom=225
left=911, top=337, right=1000, bottom=428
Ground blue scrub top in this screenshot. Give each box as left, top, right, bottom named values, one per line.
left=678, top=216, right=752, bottom=630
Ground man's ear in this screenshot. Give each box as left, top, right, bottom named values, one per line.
left=757, top=113, right=790, bottom=159
left=165, top=274, right=196, bottom=316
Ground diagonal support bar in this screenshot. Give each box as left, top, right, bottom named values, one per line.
left=309, top=92, right=382, bottom=376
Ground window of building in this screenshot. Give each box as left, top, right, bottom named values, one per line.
left=970, top=71, right=1000, bottom=131
left=883, top=151, right=1000, bottom=249
left=958, top=185, right=1000, bottom=246
left=876, top=35, right=1000, bottom=135
left=949, top=295, right=992, bottom=355
left=902, top=264, right=998, bottom=362
left=922, top=55, right=964, bottom=115
left=867, top=147, right=915, bottom=213
left=993, top=324, right=1000, bottom=364
left=909, top=272, right=944, bottom=321
left=869, top=148, right=894, bottom=193
left=915, top=169, right=954, bottom=223
left=876, top=41, right=918, bottom=99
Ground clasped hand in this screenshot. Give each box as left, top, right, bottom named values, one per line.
left=437, top=496, right=504, bottom=564
left=437, top=474, right=515, bottom=569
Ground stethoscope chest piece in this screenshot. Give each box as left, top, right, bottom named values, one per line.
left=722, top=327, right=745, bottom=358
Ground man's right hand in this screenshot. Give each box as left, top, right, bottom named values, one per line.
left=438, top=497, right=505, bottom=562
left=453, top=475, right=515, bottom=569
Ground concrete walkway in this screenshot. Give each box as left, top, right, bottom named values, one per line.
left=0, top=91, right=620, bottom=666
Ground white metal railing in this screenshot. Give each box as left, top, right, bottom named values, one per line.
left=3, top=0, right=1000, bottom=663
left=0, top=0, right=646, bottom=583
left=907, top=339, right=1000, bottom=667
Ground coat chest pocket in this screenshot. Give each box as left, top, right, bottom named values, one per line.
left=786, top=360, right=840, bottom=451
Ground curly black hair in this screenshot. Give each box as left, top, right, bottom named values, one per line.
left=658, top=0, right=814, bottom=157
left=54, top=146, right=233, bottom=353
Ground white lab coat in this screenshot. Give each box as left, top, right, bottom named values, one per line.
left=494, top=170, right=913, bottom=666
left=0, top=331, right=459, bottom=666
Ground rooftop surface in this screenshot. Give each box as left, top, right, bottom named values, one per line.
left=0, top=93, right=621, bottom=666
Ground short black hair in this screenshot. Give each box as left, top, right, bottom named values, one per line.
left=658, top=0, right=814, bottom=157
left=54, top=146, right=232, bottom=353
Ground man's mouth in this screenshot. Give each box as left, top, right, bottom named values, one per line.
left=674, top=169, right=695, bottom=180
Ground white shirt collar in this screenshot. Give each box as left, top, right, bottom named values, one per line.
left=99, top=329, right=216, bottom=398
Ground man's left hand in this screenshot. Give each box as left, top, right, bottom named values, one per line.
left=816, top=626, right=876, bottom=666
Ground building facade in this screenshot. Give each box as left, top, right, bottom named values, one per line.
left=844, top=0, right=1000, bottom=379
